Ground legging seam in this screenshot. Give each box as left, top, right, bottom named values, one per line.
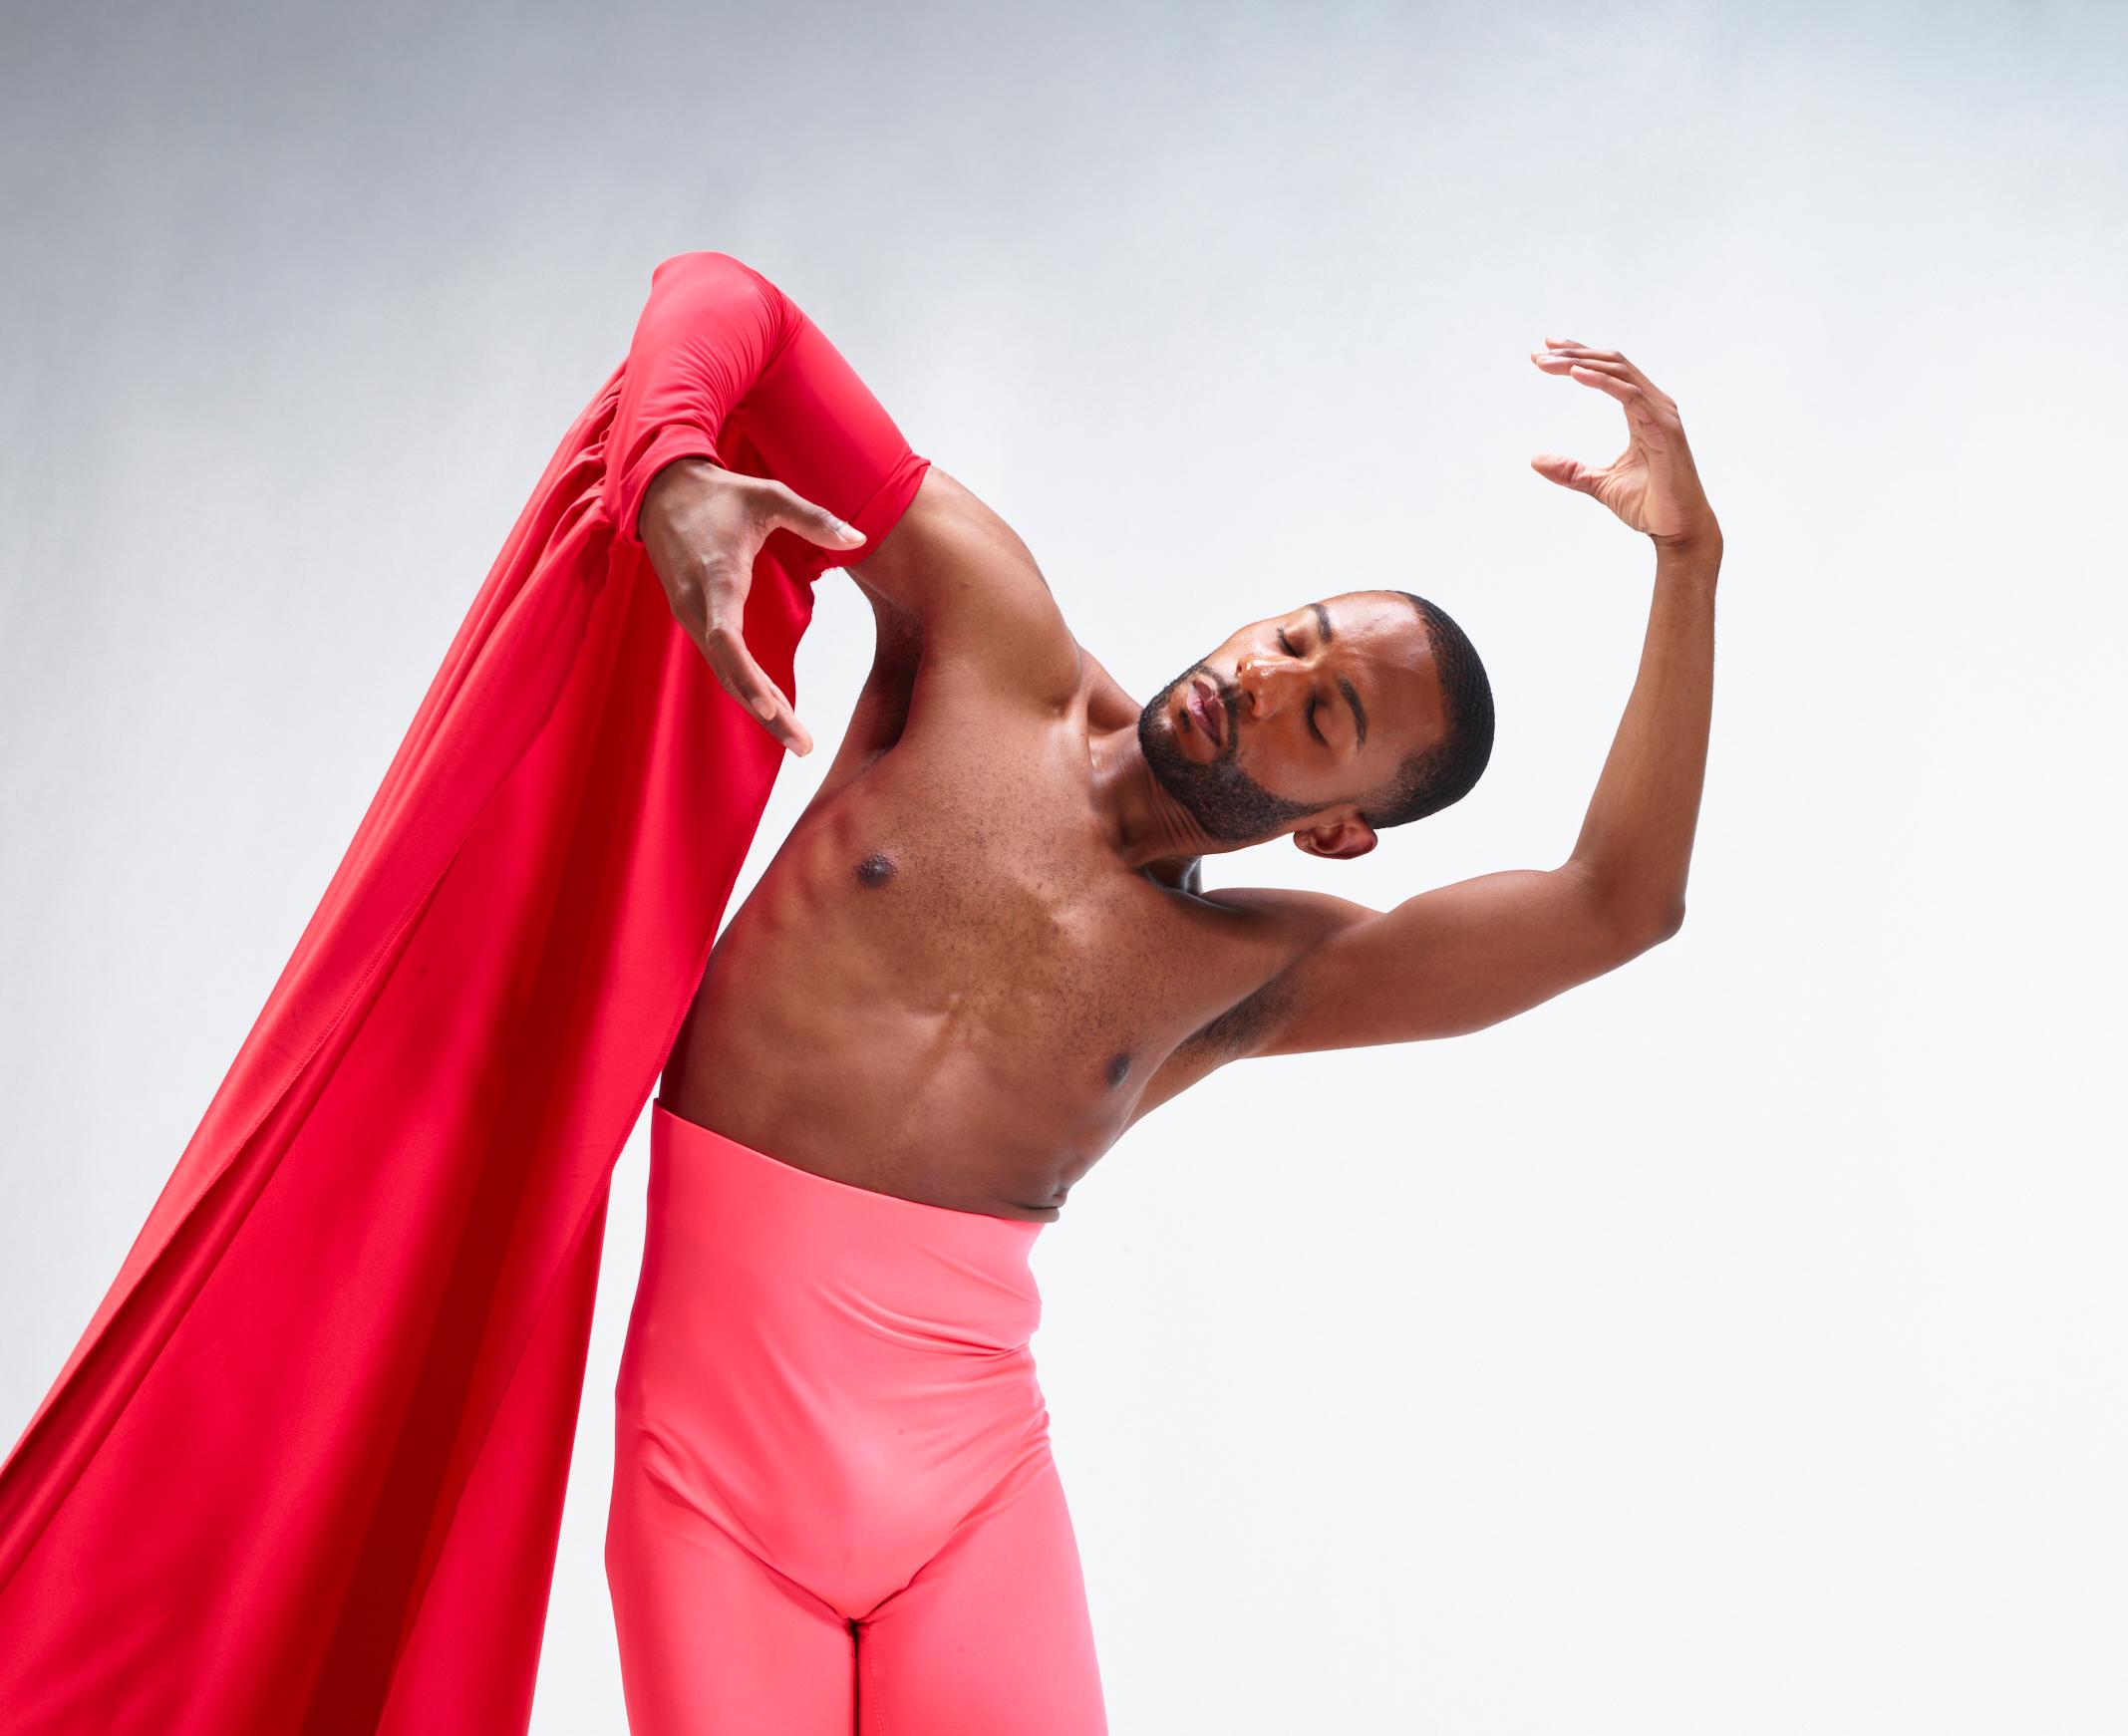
left=860, top=1619, right=886, bottom=1736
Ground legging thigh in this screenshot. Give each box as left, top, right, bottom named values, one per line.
left=604, top=1441, right=854, bottom=1735
left=855, top=1453, right=1107, bottom=1735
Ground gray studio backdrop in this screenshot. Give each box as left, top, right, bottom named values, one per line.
left=4, top=3, right=2124, bottom=1731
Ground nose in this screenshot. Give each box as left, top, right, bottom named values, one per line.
left=1234, top=652, right=1310, bottom=720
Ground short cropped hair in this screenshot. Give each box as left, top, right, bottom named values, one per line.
left=1360, top=592, right=1495, bottom=829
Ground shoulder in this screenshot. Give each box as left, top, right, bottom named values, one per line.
left=1195, top=883, right=1376, bottom=945
left=851, top=467, right=1081, bottom=711
left=1207, top=884, right=1378, bottom=1016
left=1185, top=885, right=1377, bottom=1044
left=1124, top=884, right=1380, bottom=1123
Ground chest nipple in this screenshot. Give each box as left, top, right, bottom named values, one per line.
left=1103, top=1050, right=1132, bottom=1089
left=853, top=851, right=898, bottom=888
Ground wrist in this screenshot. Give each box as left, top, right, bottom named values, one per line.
left=646, top=454, right=730, bottom=498
left=639, top=455, right=734, bottom=532
left=1653, top=514, right=1722, bottom=565
left=620, top=436, right=732, bottom=546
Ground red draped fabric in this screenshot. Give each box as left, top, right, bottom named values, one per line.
left=0, top=253, right=929, bottom=1735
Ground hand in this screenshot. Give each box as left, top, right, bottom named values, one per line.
left=1529, top=341, right=1718, bottom=550
left=637, top=458, right=868, bottom=754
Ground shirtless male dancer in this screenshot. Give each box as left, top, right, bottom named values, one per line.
left=603, top=257, right=1720, bottom=1734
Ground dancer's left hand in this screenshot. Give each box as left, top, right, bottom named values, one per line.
left=1529, top=342, right=1718, bottom=551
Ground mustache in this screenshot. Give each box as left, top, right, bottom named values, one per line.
left=1136, top=660, right=1313, bottom=842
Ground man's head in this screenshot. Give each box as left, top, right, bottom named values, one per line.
left=1135, top=589, right=1494, bottom=859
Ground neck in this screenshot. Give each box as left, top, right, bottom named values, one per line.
left=1085, top=721, right=1217, bottom=873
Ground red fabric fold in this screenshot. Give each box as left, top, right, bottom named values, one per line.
left=0, top=252, right=929, bottom=1735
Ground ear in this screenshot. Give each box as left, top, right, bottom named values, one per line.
left=1292, top=813, right=1377, bottom=861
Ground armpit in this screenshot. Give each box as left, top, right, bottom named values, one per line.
left=1182, top=969, right=1303, bottom=1063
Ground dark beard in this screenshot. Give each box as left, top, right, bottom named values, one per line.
left=1136, top=664, right=1315, bottom=843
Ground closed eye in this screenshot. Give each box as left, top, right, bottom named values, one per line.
left=1277, top=628, right=1330, bottom=749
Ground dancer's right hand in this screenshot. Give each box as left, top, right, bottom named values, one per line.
left=637, top=458, right=868, bottom=755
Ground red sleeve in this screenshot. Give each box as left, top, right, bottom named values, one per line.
left=603, top=251, right=929, bottom=575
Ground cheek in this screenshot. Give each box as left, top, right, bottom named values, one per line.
left=1250, top=725, right=1353, bottom=806
left=1238, top=728, right=1305, bottom=793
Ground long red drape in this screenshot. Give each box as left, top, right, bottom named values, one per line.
left=0, top=252, right=930, bottom=1735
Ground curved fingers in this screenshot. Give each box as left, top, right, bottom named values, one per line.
left=697, top=558, right=813, bottom=754
left=1570, top=363, right=1655, bottom=418
left=1533, top=353, right=1658, bottom=411
left=760, top=477, right=866, bottom=553
left=1543, top=341, right=1676, bottom=411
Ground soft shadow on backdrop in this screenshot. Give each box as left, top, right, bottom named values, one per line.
left=2, top=3, right=2122, bottom=1731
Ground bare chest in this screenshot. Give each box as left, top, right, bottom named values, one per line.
left=750, top=729, right=1233, bottom=1086
left=663, top=704, right=1280, bottom=1211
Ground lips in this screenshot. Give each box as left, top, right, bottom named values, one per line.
left=1183, top=675, right=1224, bottom=747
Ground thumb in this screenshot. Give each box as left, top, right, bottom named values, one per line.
left=1530, top=452, right=1602, bottom=495
left=768, top=483, right=868, bottom=553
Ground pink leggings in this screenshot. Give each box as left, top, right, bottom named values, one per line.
left=605, top=1103, right=1108, bottom=1733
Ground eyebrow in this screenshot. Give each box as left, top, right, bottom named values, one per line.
left=1309, top=602, right=1368, bottom=747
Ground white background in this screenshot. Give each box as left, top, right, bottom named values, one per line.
left=3, top=3, right=2123, bottom=1730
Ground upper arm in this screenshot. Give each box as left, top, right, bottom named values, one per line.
left=803, top=575, right=925, bottom=804
left=1136, top=865, right=1669, bottom=1118
left=847, top=466, right=1080, bottom=709
left=1247, top=863, right=1677, bottom=1061
left=1245, top=863, right=1671, bottom=1057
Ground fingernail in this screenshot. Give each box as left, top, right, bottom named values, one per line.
left=836, top=519, right=863, bottom=542
left=754, top=697, right=775, bottom=721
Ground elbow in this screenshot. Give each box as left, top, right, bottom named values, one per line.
left=1606, top=895, right=1685, bottom=956
left=1571, top=861, right=1686, bottom=954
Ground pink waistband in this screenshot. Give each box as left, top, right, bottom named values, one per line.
left=647, top=1100, right=1044, bottom=1337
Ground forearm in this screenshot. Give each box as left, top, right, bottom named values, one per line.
left=1567, top=527, right=1721, bottom=937
left=607, top=253, right=794, bottom=544
left=604, top=251, right=928, bottom=568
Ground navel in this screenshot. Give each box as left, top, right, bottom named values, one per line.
left=1103, top=1050, right=1132, bottom=1089
left=854, top=851, right=898, bottom=888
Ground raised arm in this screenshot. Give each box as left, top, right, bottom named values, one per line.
left=1148, top=342, right=1718, bottom=1088
left=607, top=250, right=931, bottom=752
